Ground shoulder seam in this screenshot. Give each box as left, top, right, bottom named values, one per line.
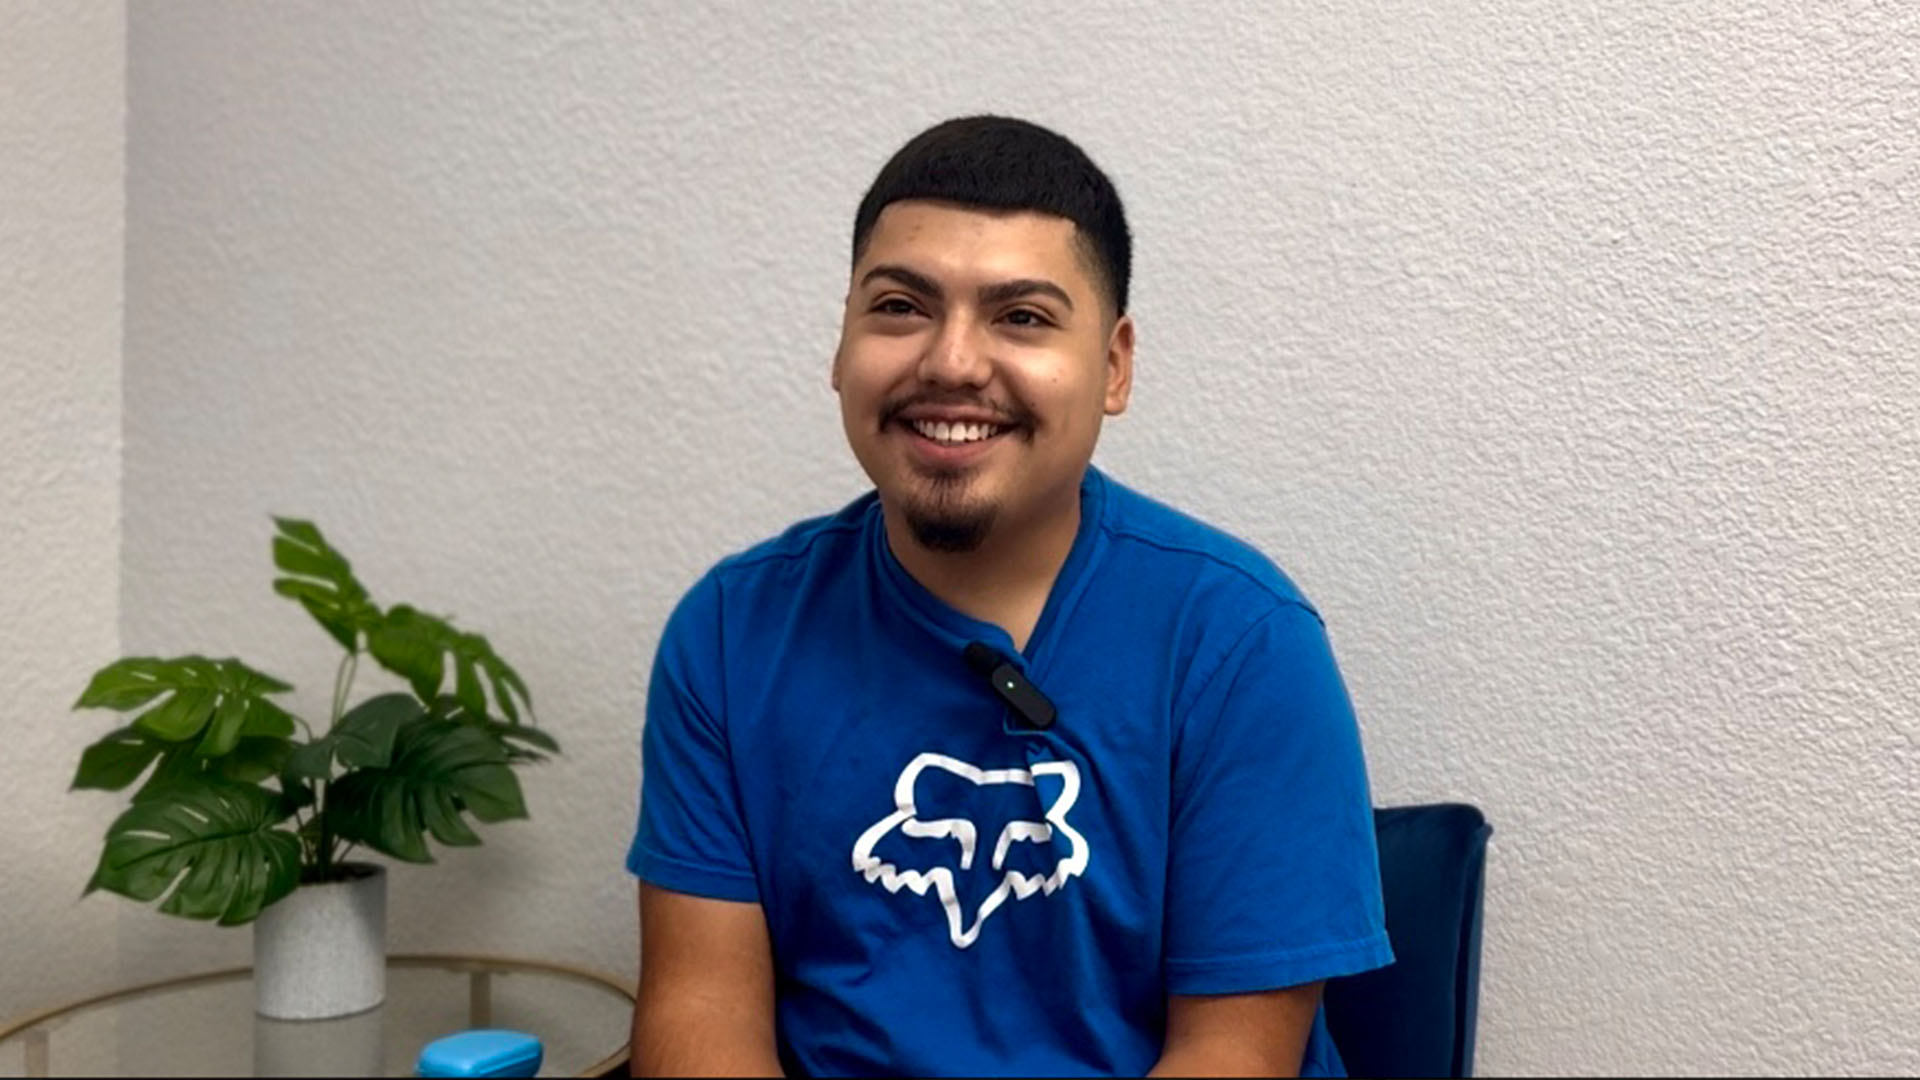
left=1172, top=599, right=1324, bottom=731
left=719, top=517, right=866, bottom=573
left=1101, top=522, right=1306, bottom=609
left=1176, top=604, right=1286, bottom=730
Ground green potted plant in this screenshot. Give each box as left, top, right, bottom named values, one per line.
left=71, top=518, right=558, bottom=1020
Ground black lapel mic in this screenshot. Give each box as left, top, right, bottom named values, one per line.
left=963, top=642, right=1057, bottom=731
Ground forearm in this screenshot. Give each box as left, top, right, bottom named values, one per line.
left=1149, top=983, right=1320, bottom=1078
left=632, top=885, right=782, bottom=1076
left=630, top=997, right=784, bottom=1077
left=1149, top=1042, right=1300, bottom=1078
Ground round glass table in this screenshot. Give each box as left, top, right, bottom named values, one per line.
left=0, top=954, right=633, bottom=1078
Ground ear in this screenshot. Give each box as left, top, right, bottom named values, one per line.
left=831, top=295, right=849, bottom=392
left=1103, top=314, right=1135, bottom=416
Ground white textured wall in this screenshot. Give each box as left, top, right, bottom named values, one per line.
left=103, top=1, right=1919, bottom=1074
left=0, top=2, right=125, bottom=1022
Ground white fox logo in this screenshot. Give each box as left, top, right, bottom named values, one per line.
left=850, top=752, right=1090, bottom=948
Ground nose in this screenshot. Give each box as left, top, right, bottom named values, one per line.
left=915, top=311, right=992, bottom=389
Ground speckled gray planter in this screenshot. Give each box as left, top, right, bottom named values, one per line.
left=252, top=862, right=386, bottom=1020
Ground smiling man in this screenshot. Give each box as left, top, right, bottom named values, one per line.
left=628, top=116, right=1392, bottom=1077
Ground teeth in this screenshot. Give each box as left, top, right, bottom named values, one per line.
left=911, top=419, right=1002, bottom=444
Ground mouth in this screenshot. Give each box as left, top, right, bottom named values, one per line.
left=891, top=417, right=1019, bottom=465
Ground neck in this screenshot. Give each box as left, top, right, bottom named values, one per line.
left=883, top=482, right=1084, bottom=652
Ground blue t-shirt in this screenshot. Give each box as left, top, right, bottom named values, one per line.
left=629, top=466, right=1392, bottom=1077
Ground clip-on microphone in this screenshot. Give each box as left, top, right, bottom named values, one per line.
left=963, top=642, right=1057, bottom=731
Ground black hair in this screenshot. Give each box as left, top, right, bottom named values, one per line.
left=851, top=115, right=1132, bottom=318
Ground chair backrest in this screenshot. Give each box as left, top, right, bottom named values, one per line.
left=1323, top=803, right=1492, bottom=1079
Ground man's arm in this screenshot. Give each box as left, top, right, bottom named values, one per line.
left=631, top=883, right=783, bottom=1077
left=1148, top=982, right=1324, bottom=1078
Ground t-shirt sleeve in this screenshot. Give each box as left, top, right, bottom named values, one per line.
left=625, top=571, right=760, bottom=902
left=1164, top=600, right=1393, bottom=994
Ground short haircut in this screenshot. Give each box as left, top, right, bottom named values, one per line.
left=851, top=115, right=1132, bottom=318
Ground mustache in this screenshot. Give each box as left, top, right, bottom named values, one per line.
left=880, top=394, right=1032, bottom=428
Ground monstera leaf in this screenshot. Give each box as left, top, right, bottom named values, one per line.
left=285, top=693, right=417, bottom=780
left=86, top=781, right=302, bottom=925
left=73, top=727, right=291, bottom=798
left=367, top=605, right=533, bottom=723
left=272, top=517, right=381, bottom=651
left=73, top=656, right=297, bottom=757
left=488, top=721, right=558, bottom=764
left=323, top=718, right=528, bottom=863
left=72, top=726, right=178, bottom=792
left=424, top=694, right=560, bottom=763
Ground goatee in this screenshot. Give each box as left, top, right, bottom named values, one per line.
left=903, top=474, right=998, bottom=553
left=907, top=508, right=996, bottom=552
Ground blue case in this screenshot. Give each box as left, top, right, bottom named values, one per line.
left=416, top=1029, right=545, bottom=1078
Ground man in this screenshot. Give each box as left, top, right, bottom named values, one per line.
left=628, top=115, right=1391, bottom=1077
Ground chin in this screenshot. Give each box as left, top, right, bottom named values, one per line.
left=905, top=507, right=997, bottom=553
left=890, top=470, right=1001, bottom=542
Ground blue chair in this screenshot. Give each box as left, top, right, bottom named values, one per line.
left=1323, top=803, right=1492, bottom=1078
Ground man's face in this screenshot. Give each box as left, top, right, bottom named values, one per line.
left=832, top=200, right=1133, bottom=553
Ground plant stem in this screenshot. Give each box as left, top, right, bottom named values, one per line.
left=316, top=646, right=359, bottom=879
left=313, top=785, right=328, bottom=878
left=329, top=649, right=358, bottom=735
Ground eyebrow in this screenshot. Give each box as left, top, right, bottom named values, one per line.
left=859, top=264, right=1076, bottom=313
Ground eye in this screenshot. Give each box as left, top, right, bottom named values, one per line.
left=873, top=297, right=921, bottom=318
left=1003, top=308, right=1053, bottom=328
